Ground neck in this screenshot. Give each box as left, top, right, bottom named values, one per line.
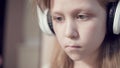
left=73, top=50, right=99, bottom=68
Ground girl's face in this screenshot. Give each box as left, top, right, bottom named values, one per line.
left=51, top=0, right=106, bottom=61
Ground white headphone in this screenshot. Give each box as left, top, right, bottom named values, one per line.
left=37, top=1, right=120, bottom=35
left=37, top=6, right=54, bottom=35
left=112, top=1, right=120, bottom=34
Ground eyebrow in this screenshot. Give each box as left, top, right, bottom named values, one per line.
left=51, top=7, right=94, bottom=16
left=51, top=11, right=64, bottom=16
left=71, top=8, right=94, bottom=14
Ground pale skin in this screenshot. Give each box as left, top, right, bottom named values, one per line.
left=50, top=0, right=106, bottom=68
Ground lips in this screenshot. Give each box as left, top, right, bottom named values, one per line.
left=65, top=45, right=82, bottom=50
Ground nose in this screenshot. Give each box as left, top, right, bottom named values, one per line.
left=64, top=19, right=79, bottom=39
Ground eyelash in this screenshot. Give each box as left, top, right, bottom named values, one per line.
left=76, top=14, right=89, bottom=20
left=52, top=16, right=64, bottom=23
left=52, top=14, right=90, bottom=23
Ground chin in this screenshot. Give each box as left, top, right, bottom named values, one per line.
left=67, top=53, right=83, bottom=61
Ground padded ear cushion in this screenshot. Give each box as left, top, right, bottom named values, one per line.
left=113, top=1, right=120, bottom=34
left=37, top=6, right=54, bottom=35
left=47, top=11, right=55, bottom=34
left=107, top=1, right=120, bottom=35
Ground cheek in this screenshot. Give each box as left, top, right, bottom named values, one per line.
left=53, top=24, right=65, bottom=47
left=79, top=20, right=106, bottom=46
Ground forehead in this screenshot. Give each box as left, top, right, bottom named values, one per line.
left=50, top=0, right=103, bottom=13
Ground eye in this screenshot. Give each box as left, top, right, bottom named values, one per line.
left=52, top=16, right=64, bottom=23
left=56, top=17, right=63, bottom=21
left=76, top=14, right=89, bottom=20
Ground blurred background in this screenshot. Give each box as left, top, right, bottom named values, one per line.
left=0, top=0, right=55, bottom=68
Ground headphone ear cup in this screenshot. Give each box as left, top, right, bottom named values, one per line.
left=47, top=11, right=55, bottom=34
left=113, top=1, right=120, bottom=35
left=107, top=2, right=117, bottom=35
left=37, top=6, right=54, bottom=35
left=107, top=1, right=120, bottom=35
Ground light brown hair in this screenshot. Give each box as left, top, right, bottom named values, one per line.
left=36, top=0, right=120, bottom=68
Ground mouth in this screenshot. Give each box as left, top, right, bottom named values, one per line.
left=65, top=45, right=82, bottom=50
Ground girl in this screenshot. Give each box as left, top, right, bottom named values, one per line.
left=36, top=0, right=120, bottom=68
